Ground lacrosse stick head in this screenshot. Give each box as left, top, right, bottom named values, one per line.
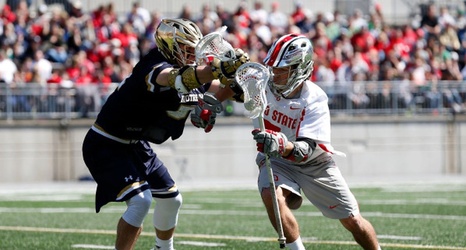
left=235, top=62, right=270, bottom=119
left=195, top=27, right=235, bottom=65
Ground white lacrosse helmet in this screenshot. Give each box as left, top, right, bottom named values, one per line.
left=155, top=18, right=203, bottom=65
left=263, top=34, right=314, bottom=98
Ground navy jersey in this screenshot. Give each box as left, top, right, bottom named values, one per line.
left=95, top=48, right=208, bottom=144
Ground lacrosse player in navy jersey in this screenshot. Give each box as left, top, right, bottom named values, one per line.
left=251, top=34, right=381, bottom=250
left=82, top=18, right=248, bottom=250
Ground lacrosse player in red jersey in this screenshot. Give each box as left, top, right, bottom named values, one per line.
left=82, top=18, right=248, bottom=250
left=251, top=34, right=381, bottom=250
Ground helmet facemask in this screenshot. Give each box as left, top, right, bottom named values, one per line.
left=172, top=41, right=196, bottom=65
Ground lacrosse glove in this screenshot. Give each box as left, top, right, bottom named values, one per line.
left=211, top=48, right=250, bottom=85
left=252, top=129, right=289, bottom=157
left=191, top=92, right=224, bottom=133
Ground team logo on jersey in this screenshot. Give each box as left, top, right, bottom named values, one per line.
left=264, top=106, right=299, bottom=130
left=180, top=93, right=200, bottom=105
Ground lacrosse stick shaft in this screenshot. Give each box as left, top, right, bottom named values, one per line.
left=236, top=62, right=285, bottom=248
left=258, top=115, right=286, bottom=248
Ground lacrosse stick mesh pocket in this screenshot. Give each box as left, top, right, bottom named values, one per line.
left=235, top=63, right=270, bottom=119
left=195, top=29, right=235, bottom=65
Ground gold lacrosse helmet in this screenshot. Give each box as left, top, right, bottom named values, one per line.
left=155, top=18, right=203, bottom=65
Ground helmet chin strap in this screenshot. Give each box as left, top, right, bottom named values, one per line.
left=284, top=85, right=303, bottom=98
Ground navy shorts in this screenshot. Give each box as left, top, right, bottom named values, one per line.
left=82, top=129, right=179, bottom=213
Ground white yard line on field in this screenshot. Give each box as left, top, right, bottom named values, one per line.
left=377, top=235, right=422, bottom=241
left=178, top=241, right=227, bottom=247
left=1, top=207, right=466, bottom=221
left=71, top=241, right=227, bottom=249
left=0, top=226, right=465, bottom=250
left=71, top=244, right=114, bottom=249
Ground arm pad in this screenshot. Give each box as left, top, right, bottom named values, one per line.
left=168, top=66, right=202, bottom=93
left=283, top=138, right=316, bottom=163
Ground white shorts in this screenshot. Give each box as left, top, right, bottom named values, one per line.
left=256, top=153, right=360, bottom=219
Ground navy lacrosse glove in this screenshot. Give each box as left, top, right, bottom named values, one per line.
left=191, top=92, right=223, bottom=133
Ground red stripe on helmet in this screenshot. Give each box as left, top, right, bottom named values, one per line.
left=265, top=34, right=299, bottom=67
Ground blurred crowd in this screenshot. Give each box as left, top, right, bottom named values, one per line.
left=1, top=0, right=466, bottom=116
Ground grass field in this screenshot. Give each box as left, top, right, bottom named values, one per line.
left=0, top=181, right=466, bottom=250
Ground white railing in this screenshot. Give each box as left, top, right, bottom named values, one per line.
left=0, top=83, right=116, bottom=120
left=1, top=80, right=465, bottom=120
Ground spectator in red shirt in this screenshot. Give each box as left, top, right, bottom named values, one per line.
left=232, top=1, right=250, bottom=30
left=113, top=22, right=138, bottom=48
left=387, top=27, right=411, bottom=61
left=96, top=13, right=120, bottom=43
left=92, top=68, right=112, bottom=88
left=47, top=68, right=63, bottom=85
left=75, top=66, right=93, bottom=85
left=290, top=2, right=306, bottom=27
left=228, top=19, right=248, bottom=49
left=327, top=49, right=343, bottom=73
left=1, top=4, right=16, bottom=24
left=311, top=22, right=333, bottom=58
left=350, top=25, right=375, bottom=53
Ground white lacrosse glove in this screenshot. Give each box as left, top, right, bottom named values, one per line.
left=252, top=128, right=289, bottom=157
left=211, top=48, right=250, bottom=85
left=191, top=92, right=224, bottom=133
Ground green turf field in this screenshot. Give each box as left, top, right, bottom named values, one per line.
left=0, top=182, right=465, bottom=250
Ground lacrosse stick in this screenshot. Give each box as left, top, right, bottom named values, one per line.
left=195, top=26, right=236, bottom=65
left=235, top=62, right=286, bottom=249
